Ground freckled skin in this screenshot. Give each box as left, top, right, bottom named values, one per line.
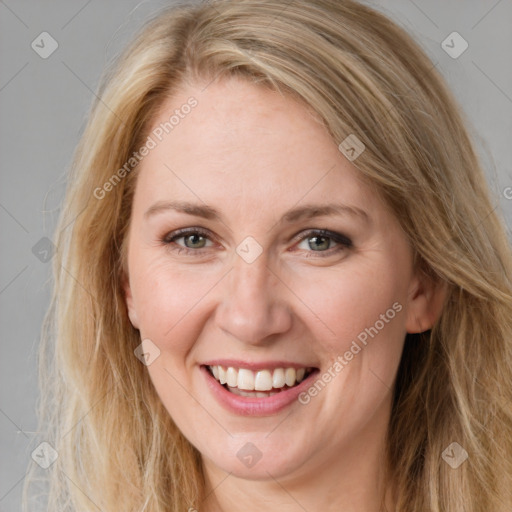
left=124, top=77, right=441, bottom=511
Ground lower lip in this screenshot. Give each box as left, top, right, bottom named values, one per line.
left=201, top=366, right=319, bottom=416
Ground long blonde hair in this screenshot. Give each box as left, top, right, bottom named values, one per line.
left=23, top=0, right=512, bottom=510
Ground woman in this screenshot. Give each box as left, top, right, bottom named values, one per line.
left=24, top=0, right=512, bottom=510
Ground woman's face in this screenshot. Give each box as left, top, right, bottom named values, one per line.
left=124, top=77, right=435, bottom=482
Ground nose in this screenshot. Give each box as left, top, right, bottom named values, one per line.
left=214, top=256, right=293, bottom=346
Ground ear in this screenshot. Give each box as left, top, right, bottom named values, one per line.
left=122, top=272, right=140, bottom=330
left=405, top=269, right=448, bottom=334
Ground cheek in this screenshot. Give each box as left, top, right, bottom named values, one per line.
left=291, top=259, right=407, bottom=358
left=292, top=263, right=407, bottom=430
left=130, top=255, right=221, bottom=351
left=130, top=257, right=217, bottom=429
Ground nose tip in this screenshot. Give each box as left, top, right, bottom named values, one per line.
left=214, top=260, right=292, bottom=345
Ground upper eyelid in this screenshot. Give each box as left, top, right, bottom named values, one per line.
left=291, top=229, right=352, bottom=245
left=164, top=227, right=214, bottom=241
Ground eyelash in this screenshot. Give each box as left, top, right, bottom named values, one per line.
left=161, top=227, right=353, bottom=257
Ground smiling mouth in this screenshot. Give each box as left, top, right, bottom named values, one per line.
left=206, top=365, right=316, bottom=398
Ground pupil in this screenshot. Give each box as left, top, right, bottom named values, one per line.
left=186, top=234, right=205, bottom=248
left=309, top=236, right=330, bottom=251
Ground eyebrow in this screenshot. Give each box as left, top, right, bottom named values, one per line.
left=145, top=200, right=219, bottom=220
left=144, top=200, right=370, bottom=225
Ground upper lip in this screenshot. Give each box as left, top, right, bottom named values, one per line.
left=202, top=359, right=318, bottom=371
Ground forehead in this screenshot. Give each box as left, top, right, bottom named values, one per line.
left=133, top=77, right=380, bottom=219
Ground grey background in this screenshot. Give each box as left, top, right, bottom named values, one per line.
left=1, top=1, right=511, bottom=510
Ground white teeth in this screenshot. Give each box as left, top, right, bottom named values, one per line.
left=272, top=368, right=285, bottom=388
left=228, top=387, right=280, bottom=398
left=237, top=368, right=255, bottom=390
left=285, top=368, right=296, bottom=387
left=218, top=366, right=227, bottom=385
left=226, top=367, right=237, bottom=387
left=254, top=370, right=273, bottom=391
left=208, top=365, right=312, bottom=391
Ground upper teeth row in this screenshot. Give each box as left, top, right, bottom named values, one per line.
left=209, top=365, right=309, bottom=391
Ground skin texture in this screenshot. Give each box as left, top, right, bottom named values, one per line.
left=123, top=77, right=446, bottom=511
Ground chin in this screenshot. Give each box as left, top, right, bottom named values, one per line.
left=200, top=434, right=310, bottom=481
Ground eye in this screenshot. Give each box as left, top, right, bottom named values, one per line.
left=162, top=228, right=215, bottom=253
left=299, top=234, right=332, bottom=251
left=180, top=233, right=209, bottom=249
left=294, top=229, right=352, bottom=255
